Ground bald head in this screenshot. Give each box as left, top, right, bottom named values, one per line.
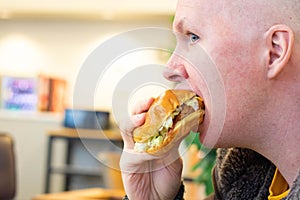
left=221, top=0, right=300, bottom=33
left=172, top=0, right=300, bottom=185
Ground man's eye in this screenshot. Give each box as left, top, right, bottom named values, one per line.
left=188, top=32, right=200, bottom=43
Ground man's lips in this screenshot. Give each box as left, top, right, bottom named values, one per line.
left=174, top=84, right=203, bottom=97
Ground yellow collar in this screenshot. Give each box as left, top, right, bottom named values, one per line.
left=268, top=168, right=290, bottom=200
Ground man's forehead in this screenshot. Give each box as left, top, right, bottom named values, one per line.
left=176, top=0, right=226, bottom=15
left=177, top=0, right=207, bottom=9
left=175, top=0, right=226, bottom=26
left=175, top=0, right=264, bottom=26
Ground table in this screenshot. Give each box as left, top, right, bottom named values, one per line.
left=33, top=188, right=125, bottom=200
left=44, top=128, right=123, bottom=193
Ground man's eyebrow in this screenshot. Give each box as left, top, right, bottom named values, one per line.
left=174, top=19, right=186, bottom=33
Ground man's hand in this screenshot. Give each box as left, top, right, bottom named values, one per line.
left=119, top=98, right=186, bottom=200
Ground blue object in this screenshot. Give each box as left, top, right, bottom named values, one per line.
left=63, top=109, right=110, bottom=130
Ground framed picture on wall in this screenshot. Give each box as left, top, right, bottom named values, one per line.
left=0, top=76, right=38, bottom=111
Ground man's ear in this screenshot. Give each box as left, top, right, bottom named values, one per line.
left=264, top=24, right=294, bottom=79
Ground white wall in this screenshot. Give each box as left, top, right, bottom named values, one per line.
left=0, top=0, right=177, bottom=17
left=0, top=17, right=174, bottom=108
left=0, top=17, right=174, bottom=199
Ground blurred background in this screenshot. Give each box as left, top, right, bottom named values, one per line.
left=0, top=1, right=211, bottom=199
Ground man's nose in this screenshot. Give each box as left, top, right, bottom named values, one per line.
left=163, top=54, right=189, bottom=82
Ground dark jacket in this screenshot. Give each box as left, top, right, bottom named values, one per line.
left=204, top=148, right=300, bottom=200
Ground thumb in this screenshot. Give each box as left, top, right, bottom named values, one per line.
left=119, top=113, right=146, bottom=149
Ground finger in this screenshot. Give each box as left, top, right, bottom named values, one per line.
left=131, top=97, right=155, bottom=115
left=120, top=113, right=146, bottom=149
left=120, top=146, right=175, bottom=174
left=120, top=148, right=181, bottom=174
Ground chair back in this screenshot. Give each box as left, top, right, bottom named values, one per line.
left=0, top=133, right=16, bottom=200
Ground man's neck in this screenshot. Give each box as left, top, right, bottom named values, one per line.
left=276, top=135, right=300, bottom=186
left=256, top=104, right=300, bottom=186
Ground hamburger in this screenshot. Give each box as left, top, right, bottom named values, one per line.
left=133, top=89, right=205, bottom=154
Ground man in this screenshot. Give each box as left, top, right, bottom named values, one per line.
left=120, top=0, right=300, bottom=199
